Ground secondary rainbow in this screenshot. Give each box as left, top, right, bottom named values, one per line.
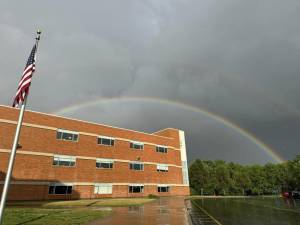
left=52, top=96, right=285, bottom=163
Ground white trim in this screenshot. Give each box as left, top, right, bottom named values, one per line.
left=0, top=149, right=181, bottom=168
left=49, top=182, right=73, bottom=186
left=179, top=130, right=189, bottom=186
left=96, top=158, right=114, bottom=163
left=130, top=141, right=144, bottom=145
left=157, top=164, right=169, bottom=171
left=0, top=118, right=180, bottom=151
left=98, top=135, right=115, bottom=140
left=0, top=105, right=175, bottom=140
left=152, top=127, right=179, bottom=135
left=54, top=155, right=76, bottom=161
left=157, top=184, right=170, bottom=187
left=128, top=184, right=144, bottom=187
left=156, top=145, right=167, bottom=148
left=0, top=181, right=189, bottom=187
left=57, top=129, right=79, bottom=135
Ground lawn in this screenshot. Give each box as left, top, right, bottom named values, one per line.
left=2, top=208, right=110, bottom=225
left=3, top=198, right=156, bottom=225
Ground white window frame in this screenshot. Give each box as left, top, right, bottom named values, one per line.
left=94, top=183, right=113, bottom=194
left=157, top=164, right=169, bottom=172
left=48, top=183, right=73, bottom=195
left=96, top=158, right=114, bottom=169
left=156, top=145, right=168, bottom=153
left=128, top=184, right=144, bottom=193
left=56, top=129, right=79, bottom=142
left=130, top=141, right=144, bottom=150
left=157, top=185, right=170, bottom=193
left=97, top=136, right=115, bottom=146
left=53, top=155, right=76, bottom=167
left=129, top=162, right=144, bottom=171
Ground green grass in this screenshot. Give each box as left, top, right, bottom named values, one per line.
left=2, top=208, right=110, bottom=225
left=3, top=198, right=156, bottom=224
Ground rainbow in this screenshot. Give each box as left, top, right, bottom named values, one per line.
left=52, top=96, right=285, bottom=163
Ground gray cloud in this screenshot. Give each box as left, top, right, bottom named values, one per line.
left=1, top=0, right=299, bottom=163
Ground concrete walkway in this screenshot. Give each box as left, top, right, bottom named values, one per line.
left=86, top=197, right=190, bottom=225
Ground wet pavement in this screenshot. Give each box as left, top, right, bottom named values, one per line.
left=86, top=197, right=190, bottom=225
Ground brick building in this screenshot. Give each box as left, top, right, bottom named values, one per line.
left=0, top=105, right=189, bottom=200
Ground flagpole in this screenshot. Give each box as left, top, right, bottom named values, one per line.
left=0, top=30, right=41, bottom=224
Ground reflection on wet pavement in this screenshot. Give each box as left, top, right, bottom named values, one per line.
left=86, top=197, right=190, bottom=225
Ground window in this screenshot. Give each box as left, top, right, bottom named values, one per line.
left=94, top=183, right=112, bottom=194
left=158, top=185, right=170, bottom=193
left=130, top=141, right=144, bottom=150
left=56, top=129, right=79, bottom=142
left=157, top=164, right=168, bottom=172
left=130, top=162, right=144, bottom=171
left=97, top=136, right=115, bottom=146
left=49, top=184, right=72, bottom=194
left=129, top=185, right=144, bottom=193
left=96, top=158, right=114, bottom=169
left=156, top=146, right=168, bottom=153
left=53, top=155, right=76, bottom=167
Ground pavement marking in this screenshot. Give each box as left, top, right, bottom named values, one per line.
left=191, top=201, right=222, bottom=225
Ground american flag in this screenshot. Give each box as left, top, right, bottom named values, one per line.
left=13, top=44, right=37, bottom=107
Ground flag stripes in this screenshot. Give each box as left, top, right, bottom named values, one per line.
left=13, top=44, right=37, bottom=107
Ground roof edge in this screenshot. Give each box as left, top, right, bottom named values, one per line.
left=0, top=104, right=174, bottom=140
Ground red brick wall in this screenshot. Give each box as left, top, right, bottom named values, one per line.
left=0, top=105, right=190, bottom=200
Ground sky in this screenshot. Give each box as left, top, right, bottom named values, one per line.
left=0, top=0, right=300, bottom=164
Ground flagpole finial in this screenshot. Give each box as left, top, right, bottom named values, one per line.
left=36, top=29, right=41, bottom=41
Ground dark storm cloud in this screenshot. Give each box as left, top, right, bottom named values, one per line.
left=1, top=0, right=299, bottom=163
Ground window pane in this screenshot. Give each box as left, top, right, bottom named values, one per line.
left=129, top=186, right=143, bottom=193
left=53, top=156, right=75, bottom=167
left=49, top=185, right=72, bottom=194
left=101, top=138, right=111, bottom=145
left=98, top=137, right=114, bottom=146
left=101, top=163, right=110, bottom=168
left=53, top=159, right=59, bottom=165
left=95, top=184, right=112, bottom=194
left=130, top=163, right=143, bottom=170
left=156, top=146, right=167, bottom=153
left=133, top=186, right=139, bottom=193
left=133, top=164, right=139, bottom=170
left=97, top=162, right=113, bottom=169
left=62, top=132, right=73, bottom=141
left=130, top=142, right=143, bottom=150
left=94, top=186, right=99, bottom=194
left=73, top=134, right=78, bottom=141
left=67, top=186, right=72, bottom=194
left=55, top=186, right=68, bottom=194
left=111, top=140, right=114, bottom=146
left=56, top=132, right=62, bottom=140
left=158, top=186, right=169, bottom=192
left=49, top=186, right=55, bottom=194
left=59, top=160, right=72, bottom=166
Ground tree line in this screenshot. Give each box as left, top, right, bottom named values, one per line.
left=189, top=155, right=300, bottom=196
